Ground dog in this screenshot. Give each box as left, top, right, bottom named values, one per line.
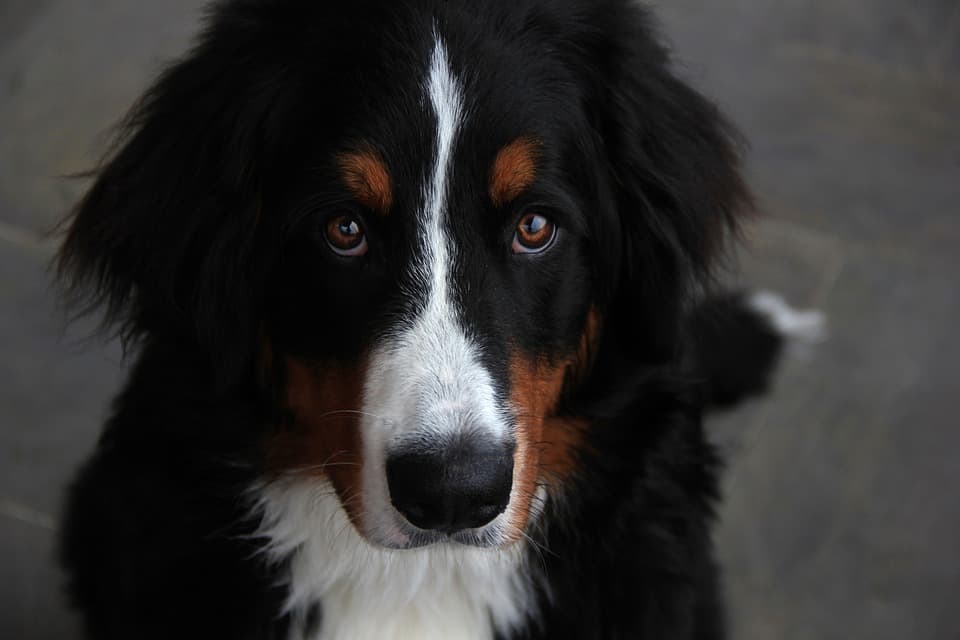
left=56, top=1, right=818, bottom=638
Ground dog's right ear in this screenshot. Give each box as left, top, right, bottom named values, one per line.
left=585, top=5, right=753, bottom=364
left=56, top=17, right=287, bottom=387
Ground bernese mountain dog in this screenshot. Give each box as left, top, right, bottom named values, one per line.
left=55, top=0, right=821, bottom=638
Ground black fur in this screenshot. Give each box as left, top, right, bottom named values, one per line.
left=57, top=1, right=780, bottom=638
left=691, top=293, right=786, bottom=409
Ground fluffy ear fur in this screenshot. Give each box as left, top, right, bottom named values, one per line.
left=56, top=17, right=285, bottom=387
left=590, top=5, right=752, bottom=363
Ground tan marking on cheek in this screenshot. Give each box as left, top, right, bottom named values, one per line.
left=266, top=357, right=366, bottom=528
left=571, top=306, right=603, bottom=383
left=489, top=137, right=541, bottom=207
left=507, top=353, right=569, bottom=540
left=337, top=148, right=393, bottom=214
left=505, top=306, right=603, bottom=540
left=538, top=416, right=589, bottom=482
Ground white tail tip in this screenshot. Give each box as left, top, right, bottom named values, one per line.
left=747, top=290, right=827, bottom=343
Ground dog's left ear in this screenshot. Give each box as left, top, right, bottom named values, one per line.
left=592, top=10, right=753, bottom=362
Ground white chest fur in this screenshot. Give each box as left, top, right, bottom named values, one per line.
left=253, top=479, right=536, bottom=640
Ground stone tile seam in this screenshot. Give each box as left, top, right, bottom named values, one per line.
left=0, top=498, right=55, bottom=531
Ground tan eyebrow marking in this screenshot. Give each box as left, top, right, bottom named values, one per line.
left=489, top=137, right=541, bottom=207
left=337, top=147, right=393, bottom=214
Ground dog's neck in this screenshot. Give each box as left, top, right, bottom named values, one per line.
left=253, top=478, right=537, bottom=640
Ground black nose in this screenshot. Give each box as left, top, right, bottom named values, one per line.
left=386, top=441, right=514, bottom=532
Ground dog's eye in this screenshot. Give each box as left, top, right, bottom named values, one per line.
left=325, top=214, right=368, bottom=257
left=512, top=213, right=556, bottom=254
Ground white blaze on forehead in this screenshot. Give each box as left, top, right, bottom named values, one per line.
left=425, top=36, right=463, bottom=261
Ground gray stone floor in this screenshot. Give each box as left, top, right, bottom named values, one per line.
left=1, top=1, right=957, bottom=638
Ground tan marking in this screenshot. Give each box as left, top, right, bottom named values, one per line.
left=571, top=306, right=602, bottom=385
left=507, top=353, right=566, bottom=541
left=337, top=147, right=393, bottom=214
left=266, top=357, right=366, bottom=528
left=505, top=306, right=603, bottom=540
left=489, top=138, right=540, bottom=207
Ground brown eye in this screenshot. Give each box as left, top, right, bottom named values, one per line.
left=512, top=213, right=556, bottom=254
left=325, top=214, right=368, bottom=257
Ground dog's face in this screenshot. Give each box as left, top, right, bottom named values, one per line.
left=58, top=1, right=748, bottom=551
left=266, top=36, right=602, bottom=549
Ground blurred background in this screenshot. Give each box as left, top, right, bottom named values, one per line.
left=1, top=0, right=957, bottom=638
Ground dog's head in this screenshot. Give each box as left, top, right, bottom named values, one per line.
left=58, top=0, right=748, bottom=549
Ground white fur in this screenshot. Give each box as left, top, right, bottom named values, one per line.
left=748, top=290, right=827, bottom=343
left=254, top=478, right=534, bottom=640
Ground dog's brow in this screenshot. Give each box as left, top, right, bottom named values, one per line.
left=337, top=147, right=393, bottom=215
left=489, top=137, right=541, bottom=207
